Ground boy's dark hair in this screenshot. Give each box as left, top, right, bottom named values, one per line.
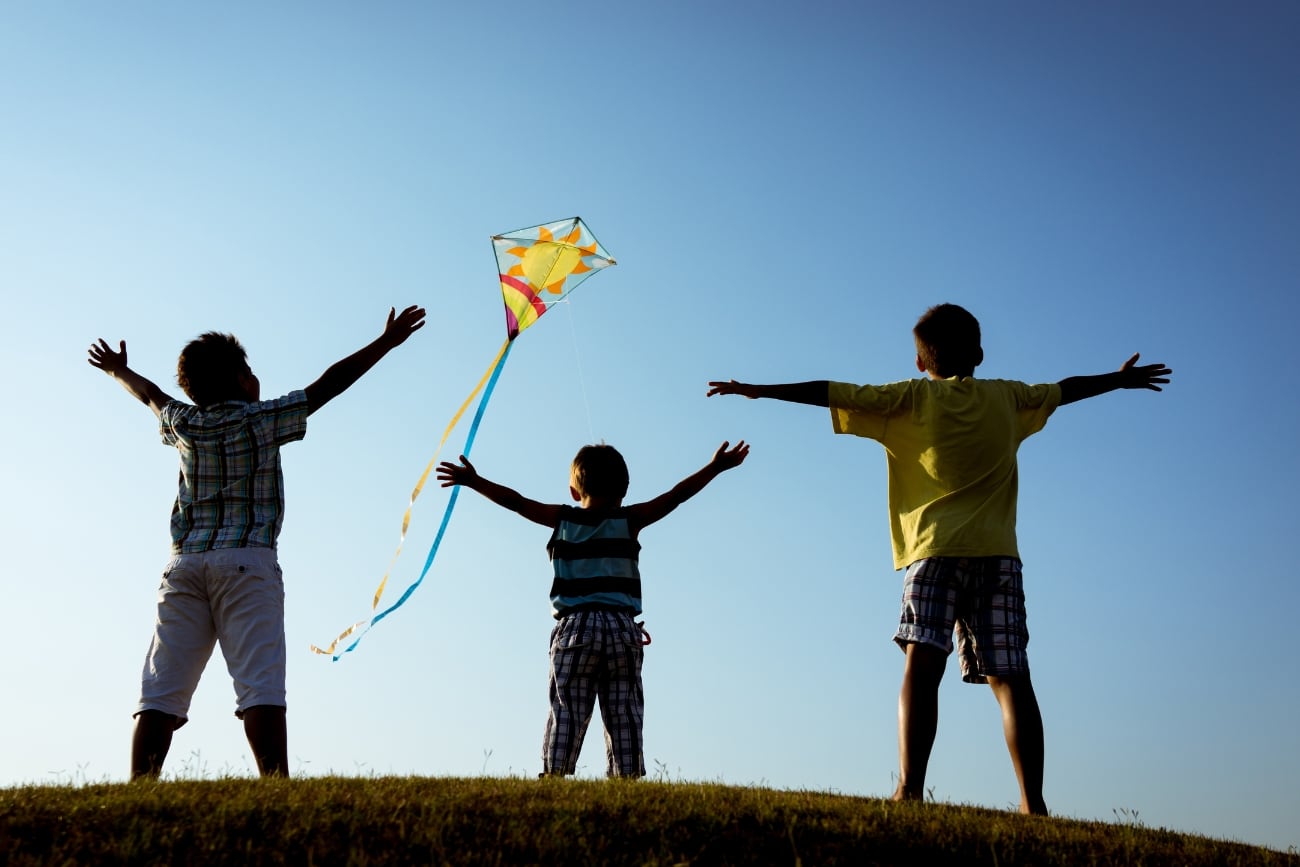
left=177, top=332, right=250, bottom=406
left=913, top=303, right=984, bottom=378
left=571, top=444, right=630, bottom=500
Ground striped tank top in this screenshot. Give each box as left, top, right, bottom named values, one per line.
left=547, top=505, right=642, bottom=617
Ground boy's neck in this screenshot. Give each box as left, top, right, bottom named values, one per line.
left=579, top=495, right=623, bottom=510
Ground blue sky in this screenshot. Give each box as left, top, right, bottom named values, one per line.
left=3, top=0, right=1298, bottom=852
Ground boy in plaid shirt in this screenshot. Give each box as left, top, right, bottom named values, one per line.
left=708, top=303, right=1171, bottom=814
left=89, top=305, right=425, bottom=778
left=436, top=440, right=748, bottom=777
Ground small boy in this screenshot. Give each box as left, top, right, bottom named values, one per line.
left=707, top=303, right=1171, bottom=814
left=436, top=440, right=749, bottom=777
left=88, top=305, right=426, bottom=779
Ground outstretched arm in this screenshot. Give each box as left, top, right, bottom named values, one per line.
left=1058, top=353, right=1172, bottom=406
left=706, top=380, right=830, bottom=407
left=87, top=339, right=176, bottom=417
left=436, top=456, right=561, bottom=527
left=305, top=305, right=427, bottom=415
left=626, top=440, right=750, bottom=529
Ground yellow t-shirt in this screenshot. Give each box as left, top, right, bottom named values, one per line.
left=829, top=378, right=1061, bottom=569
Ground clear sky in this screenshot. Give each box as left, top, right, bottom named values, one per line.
left=3, top=0, right=1297, bottom=853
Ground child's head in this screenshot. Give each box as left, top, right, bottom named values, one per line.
left=570, top=443, right=630, bottom=503
left=913, top=303, right=984, bottom=378
left=177, top=332, right=258, bottom=406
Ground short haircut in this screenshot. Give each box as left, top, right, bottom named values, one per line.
left=571, top=443, right=629, bottom=500
left=176, top=332, right=249, bottom=406
left=913, top=303, right=983, bottom=377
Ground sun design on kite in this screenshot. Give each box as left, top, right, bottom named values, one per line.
left=502, top=224, right=598, bottom=296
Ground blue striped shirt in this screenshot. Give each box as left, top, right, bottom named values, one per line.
left=547, top=505, right=642, bottom=616
left=159, top=391, right=309, bottom=554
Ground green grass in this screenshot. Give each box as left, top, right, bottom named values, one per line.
left=0, top=776, right=1291, bottom=866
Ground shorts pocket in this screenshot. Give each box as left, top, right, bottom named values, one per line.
left=550, top=617, right=592, bottom=652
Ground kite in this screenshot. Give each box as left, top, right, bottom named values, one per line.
left=312, top=217, right=616, bottom=659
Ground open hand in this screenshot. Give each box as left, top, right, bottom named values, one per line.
left=1119, top=353, right=1172, bottom=391
left=710, top=440, right=750, bottom=471
left=706, top=380, right=756, bottom=398
left=382, top=305, right=427, bottom=348
left=88, top=339, right=129, bottom=375
left=436, top=455, right=479, bottom=488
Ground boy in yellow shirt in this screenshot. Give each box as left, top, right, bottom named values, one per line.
left=707, top=303, right=1171, bottom=814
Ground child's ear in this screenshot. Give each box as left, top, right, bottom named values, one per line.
left=916, top=355, right=927, bottom=374
left=570, top=485, right=581, bottom=502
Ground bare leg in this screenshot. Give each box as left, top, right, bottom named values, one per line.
left=241, top=705, right=289, bottom=777
left=131, top=710, right=180, bottom=780
left=986, top=674, right=1047, bottom=815
left=893, top=643, right=947, bottom=802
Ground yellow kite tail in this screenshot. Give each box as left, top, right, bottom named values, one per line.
left=309, top=338, right=512, bottom=656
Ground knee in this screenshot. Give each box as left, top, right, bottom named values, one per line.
left=135, top=709, right=185, bottom=731
left=236, top=704, right=286, bottom=722
left=986, top=673, right=1036, bottom=700
left=903, top=643, right=948, bottom=685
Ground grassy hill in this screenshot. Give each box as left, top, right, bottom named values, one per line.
left=1, top=776, right=1290, bottom=866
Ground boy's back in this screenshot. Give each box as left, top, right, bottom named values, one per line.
left=829, top=377, right=1060, bottom=568
left=162, top=393, right=308, bottom=553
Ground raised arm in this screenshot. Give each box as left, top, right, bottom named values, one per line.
left=304, top=305, right=427, bottom=414
left=87, top=339, right=176, bottom=417
left=435, top=456, right=561, bottom=527
left=626, top=440, right=749, bottom=529
left=706, top=380, right=829, bottom=407
left=1058, top=353, right=1172, bottom=406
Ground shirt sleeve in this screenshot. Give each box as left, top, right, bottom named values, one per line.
left=828, top=380, right=912, bottom=441
left=1012, top=382, right=1062, bottom=441
left=158, top=400, right=191, bottom=447
left=263, top=390, right=310, bottom=445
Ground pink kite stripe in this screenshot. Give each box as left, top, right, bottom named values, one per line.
left=499, top=273, right=548, bottom=318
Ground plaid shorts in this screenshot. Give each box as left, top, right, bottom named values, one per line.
left=894, top=556, right=1030, bottom=684
left=544, top=608, right=646, bottom=778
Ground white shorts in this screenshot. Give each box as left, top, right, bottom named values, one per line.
left=137, top=547, right=287, bottom=722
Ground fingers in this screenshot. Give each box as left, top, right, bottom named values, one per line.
left=434, top=455, right=474, bottom=487
left=706, top=379, right=736, bottom=397
left=1121, top=353, right=1173, bottom=392
left=87, top=338, right=125, bottom=368
left=1138, top=360, right=1172, bottom=390
left=714, top=439, right=750, bottom=466
left=386, top=305, right=428, bottom=336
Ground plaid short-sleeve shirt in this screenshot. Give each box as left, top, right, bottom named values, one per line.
left=159, top=391, right=309, bottom=553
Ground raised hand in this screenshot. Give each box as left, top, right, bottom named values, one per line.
left=436, top=455, right=479, bottom=488
left=706, top=380, right=756, bottom=398
left=1118, top=353, right=1173, bottom=392
left=710, top=440, right=750, bottom=471
left=88, top=338, right=129, bottom=375
left=382, top=305, right=427, bottom=348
